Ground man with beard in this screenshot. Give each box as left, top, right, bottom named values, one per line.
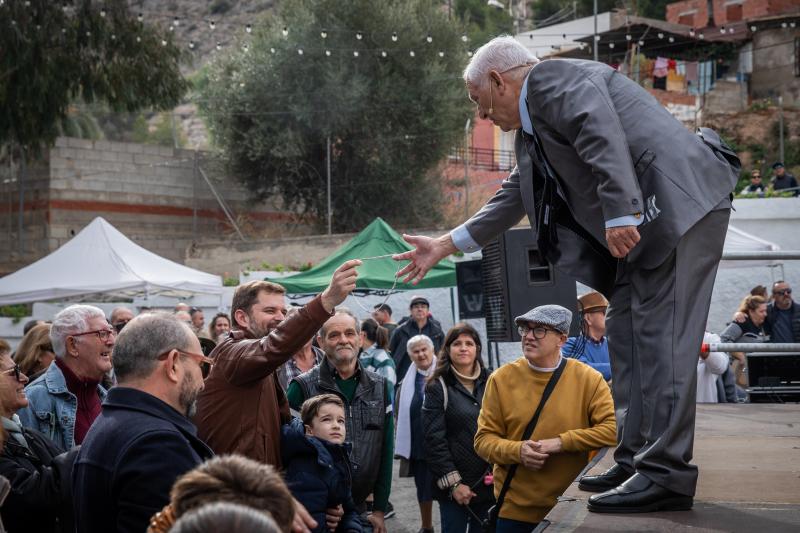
left=194, top=261, right=359, bottom=466
left=288, top=309, right=394, bottom=533
left=73, top=313, right=214, bottom=533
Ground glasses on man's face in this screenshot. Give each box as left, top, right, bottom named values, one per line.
left=72, top=328, right=116, bottom=342
left=158, top=349, right=214, bottom=370
left=517, top=325, right=556, bottom=339
left=469, top=63, right=535, bottom=115
left=774, top=288, right=792, bottom=296
left=1, top=364, right=23, bottom=382
left=112, top=321, right=130, bottom=333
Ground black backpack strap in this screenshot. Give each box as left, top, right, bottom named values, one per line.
left=493, top=357, right=568, bottom=514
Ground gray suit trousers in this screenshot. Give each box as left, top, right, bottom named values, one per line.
left=607, top=205, right=730, bottom=496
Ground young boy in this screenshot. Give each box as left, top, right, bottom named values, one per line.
left=281, top=394, right=363, bottom=533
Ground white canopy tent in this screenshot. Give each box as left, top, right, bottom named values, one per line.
left=0, top=217, right=222, bottom=305
left=720, top=225, right=782, bottom=270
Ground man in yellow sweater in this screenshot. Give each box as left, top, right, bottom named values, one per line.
left=475, top=305, right=616, bottom=532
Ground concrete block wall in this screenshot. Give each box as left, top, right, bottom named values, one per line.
left=751, top=27, right=800, bottom=105
left=0, top=137, right=308, bottom=273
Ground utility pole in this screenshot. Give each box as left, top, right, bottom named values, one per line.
left=326, top=136, right=332, bottom=235
left=778, top=94, right=785, bottom=164
left=593, top=0, right=598, bottom=61
left=18, top=145, right=25, bottom=257
left=464, top=119, right=471, bottom=220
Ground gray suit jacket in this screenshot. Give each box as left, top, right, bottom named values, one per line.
left=464, top=59, right=739, bottom=296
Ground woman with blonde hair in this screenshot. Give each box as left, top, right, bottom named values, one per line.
left=13, top=324, right=55, bottom=382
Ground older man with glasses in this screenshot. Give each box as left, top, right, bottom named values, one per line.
left=474, top=305, right=615, bottom=533
left=18, top=304, right=114, bottom=451
left=73, top=312, right=213, bottom=533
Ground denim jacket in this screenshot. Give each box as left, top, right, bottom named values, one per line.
left=17, top=362, right=107, bottom=451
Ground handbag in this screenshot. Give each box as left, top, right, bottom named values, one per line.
left=482, top=358, right=567, bottom=533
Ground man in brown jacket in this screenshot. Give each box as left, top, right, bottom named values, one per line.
left=194, top=260, right=360, bottom=467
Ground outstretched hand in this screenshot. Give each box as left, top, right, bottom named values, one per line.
left=320, top=259, right=362, bottom=313
left=393, top=234, right=457, bottom=285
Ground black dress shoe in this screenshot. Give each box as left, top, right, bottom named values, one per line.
left=578, top=463, right=633, bottom=493
left=587, top=473, right=693, bottom=513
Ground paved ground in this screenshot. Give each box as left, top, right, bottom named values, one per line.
left=385, top=460, right=442, bottom=533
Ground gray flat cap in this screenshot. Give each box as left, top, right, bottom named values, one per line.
left=515, top=304, right=572, bottom=334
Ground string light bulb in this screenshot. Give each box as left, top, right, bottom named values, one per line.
left=209, top=20, right=216, bottom=30
left=658, top=32, right=664, bottom=39
left=138, top=13, right=143, bottom=23
left=609, top=42, right=615, bottom=49
left=161, top=39, right=167, bottom=46
left=270, top=47, right=275, bottom=53
left=638, top=39, right=644, bottom=46
left=173, top=17, right=180, bottom=27
left=467, top=50, right=473, bottom=56
left=320, top=30, right=327, bottom=38
left=791, top=22, right=797, bottom=28
left=728, top=27, right=734, bottom=33
left=595, top=34, right=601, bottom=41
left=136, top=36, right=141, bottom=43
left=353, top=51, right=359, bottom=57
left=750, top=25, right=757, bottom=32
left=189, top=41, right=195, bottom=49
left=720, top=26, right=726, bottom=34
left=781, top=22, right=787, bottom=28
left=438, top=51, right=444, bottom=57
left=392, top=32, right=398, bottom=42
left=100, top=8, right=106, bottom=17
left=216, top=42, right=222, bottom=50
left=625, top=34, right=632, bottom=41
left=409, top=50, right=415, bottom=57
left=689, top=29, right=695, bottom=37
left=297, top=48, right=304, bottom=55
left=461, top=35, right=469, bottom=42
left=282, top=27, right=289, bottom=37
left=426, top=35, right=432, bottom=43
left=669, top=36, right=675, bottom=42
left=381, top=50, right=387, bottom=57
left=246, top=24, right=252, bottom=33
left=111, top=34, right=116, bottom=40
left=699, top=32, right=705, bottom=39
left=356, top=31, right=363, bottom=40
left=243, top=43, right=249, bottom=51
left=325, top=50, right=331, bottom=56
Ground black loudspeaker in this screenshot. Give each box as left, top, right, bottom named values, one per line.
left=480, top=227, right=580, bottom=342
left=456, top=260, right=485, bottom=319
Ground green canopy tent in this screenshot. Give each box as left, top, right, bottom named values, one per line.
left=266, top=218, right=456, bottom=295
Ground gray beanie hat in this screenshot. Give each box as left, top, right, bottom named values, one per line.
left=515, top=304, right=572, bottom=335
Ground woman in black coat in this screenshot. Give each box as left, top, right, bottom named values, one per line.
left=422, top=323, right=494, bottom=533
left=0, top=352, right=76, bottom=533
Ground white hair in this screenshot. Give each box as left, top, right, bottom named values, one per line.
left=50, top=304, right=107, bottom=358
left=407, top=334, right=434, bottom=353
left=463, top=35, right=538, bottom=89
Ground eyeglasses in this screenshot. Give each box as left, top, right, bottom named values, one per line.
left=158, top=349, right=214, bottom=369
left=518, top=325, right=558, bottom=339
left=1, top=364, right=23, bottom=382
left=71, top=328, right=116, bottom=342
left=774, top=288, right=792, bottom=296
left=469, top=63, right=535, bottom=115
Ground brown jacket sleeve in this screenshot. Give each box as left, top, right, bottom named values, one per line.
left=216, top=296, right=332, bottom=386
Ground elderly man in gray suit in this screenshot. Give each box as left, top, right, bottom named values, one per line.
left=395, top=36, right=739, bottom=514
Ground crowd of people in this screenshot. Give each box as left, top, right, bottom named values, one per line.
left=0, top=256, right=624, bottom=533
